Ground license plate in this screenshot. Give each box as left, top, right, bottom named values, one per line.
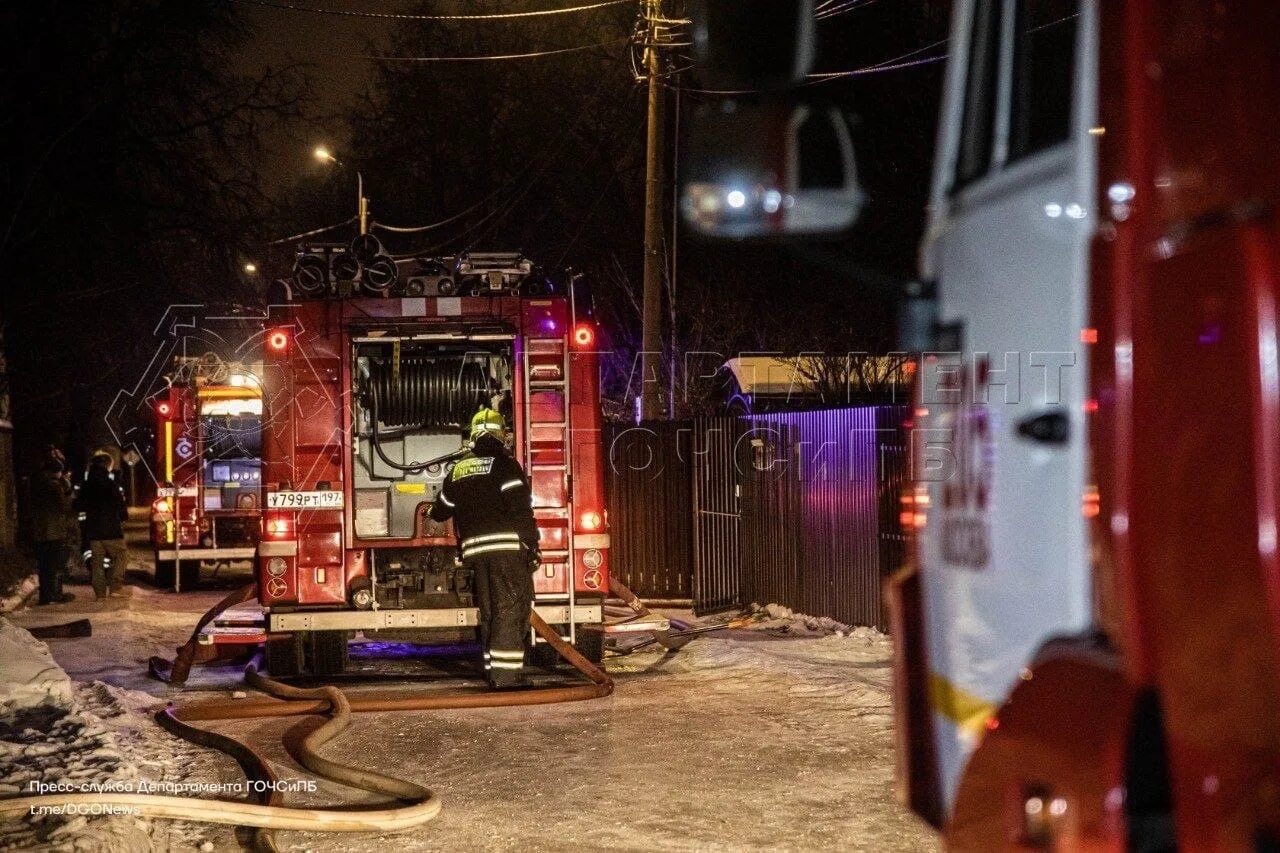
left=266, top=490, right=344, bottom=509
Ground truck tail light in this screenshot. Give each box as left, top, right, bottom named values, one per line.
left=572, top=323, right=594, bottom=348
left=264, top=511, right=295, bottom=539
left=157, top=401, right=172, bottom=417
left=153, top=497, right=171, bottom=515
left=578, top=510, right=602, bottom=532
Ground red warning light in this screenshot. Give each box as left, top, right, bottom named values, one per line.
left=578, top=510, right=603, bottom=532
left=573, top=324, right=594, bottom=348
left=157, top=401, right=172, bottom=417
left=268, top=330, right=290, bottom=352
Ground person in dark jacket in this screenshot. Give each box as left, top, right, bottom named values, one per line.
left=429, top=408, right=540, bottom=688
left=75, top=453, right=128, bottom=599
left=29, top=446, right=75, bottom=605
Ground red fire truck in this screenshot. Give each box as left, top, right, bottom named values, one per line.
left=255, top=249, right=608, bottom=676
left=150, top=358, right=264, bottom=590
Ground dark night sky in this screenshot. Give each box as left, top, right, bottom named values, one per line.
left=231, top=1, right=407, bottom=194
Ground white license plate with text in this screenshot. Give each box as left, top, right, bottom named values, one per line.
left=266, top=491, right=344, bottom=509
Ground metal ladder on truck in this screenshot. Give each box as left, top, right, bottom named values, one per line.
left=522, top=332, right=577, bottom=650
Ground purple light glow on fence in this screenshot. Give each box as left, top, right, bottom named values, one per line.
left=745, top=406, right=893, bottom=629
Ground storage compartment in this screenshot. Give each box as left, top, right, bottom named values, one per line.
left=351, top=337, right=515, bottom=539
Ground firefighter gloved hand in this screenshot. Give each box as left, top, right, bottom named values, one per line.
left=527, top=548, right=542, bottom=573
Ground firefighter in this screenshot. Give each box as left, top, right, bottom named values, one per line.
left=429, top=408, right=540, bottom=688
left=75, top=453, right=129, bottom=599
left=30, top=446, right=75, bottom=605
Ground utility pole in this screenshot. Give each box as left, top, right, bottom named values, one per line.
left=639, top=0, right=666, bottom=421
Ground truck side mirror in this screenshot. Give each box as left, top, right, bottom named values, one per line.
left=681, top=99, right=865, bottom=239
left=680, top=1, right=865, bottom=239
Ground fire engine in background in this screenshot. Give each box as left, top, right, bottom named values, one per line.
left=150, top=356, right=264, bottom=590
left=254, top=245, right=607, bottom=677
left=682, top=0, right=1280, bottom=848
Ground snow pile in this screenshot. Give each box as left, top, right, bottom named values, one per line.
left=741, top=602, right=884, bottom=642
left=0, top=618, right=151, bottom=850
left=0, top=616, right=73, bottom=710
left=0, top=617, right=237, bottom=852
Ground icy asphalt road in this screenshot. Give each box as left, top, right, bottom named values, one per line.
left=6, top=527, right=936, bottom=852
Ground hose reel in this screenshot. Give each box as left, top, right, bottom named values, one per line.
left=363, top=358, right=489, bottom=429
left=361, top=357, right=492, bottom=474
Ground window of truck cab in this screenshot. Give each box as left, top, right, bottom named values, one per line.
left=951, top=0, right=1080, bottom=196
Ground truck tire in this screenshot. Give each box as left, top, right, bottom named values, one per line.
left=528, top=628, right=603, bottom=669
left=576, top=630, right=604, bottom=665
left=154, top=560, right=198, bottom=590
left=309, top=631, right=349, bottom=677
left=265, top=634, right=305, bottom=678
left=154, top=560, right=176, bottom=589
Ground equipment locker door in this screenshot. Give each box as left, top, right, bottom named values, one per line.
left=916, top=0, right=1096, bottom=807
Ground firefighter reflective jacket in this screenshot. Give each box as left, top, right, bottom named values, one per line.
left=429, top=440, right=538, bottom=559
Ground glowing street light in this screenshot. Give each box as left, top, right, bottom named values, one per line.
left=312, top=144, right=368, bottom=234
left=243, top=262, right=258, bottom=274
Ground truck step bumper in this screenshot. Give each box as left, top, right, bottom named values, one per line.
left=156, top=547, right=258, bottom=561
left=268, top=604, right=602, bottom=633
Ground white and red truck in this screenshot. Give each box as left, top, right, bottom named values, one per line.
left=683, top=0, right=1280, bottom=847
left=889, top=1, right=1280, bottom=848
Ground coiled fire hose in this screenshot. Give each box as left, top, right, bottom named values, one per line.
left=1, top=608, right=611, bottom=848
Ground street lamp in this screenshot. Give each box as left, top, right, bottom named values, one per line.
left=243, top=262, right=258, bottom=274
left=313, top=145, right=369, bottom=234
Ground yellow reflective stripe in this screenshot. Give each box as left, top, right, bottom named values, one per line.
left=164, top=421, right=173, bottom=482
left=437, top=492, right=454, bottom=507
left=928, top=671, right=997, bottom=737
left=500, top=479, right=523, bottom=491
left=490, top=660, right=523, bottom=670
left=490, top=650, right=524, bottom=660
left=462, top=542, right=522, bottom=557
left=460, top=527, right=519, bottom=540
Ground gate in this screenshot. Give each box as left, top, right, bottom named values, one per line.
left=606, top=407, right=908, bottom=624
left=740, top=406, right=907, bottom=630
left=604, top=421, right=694, bottom=600
left=691, top=416, right=746, bottom=614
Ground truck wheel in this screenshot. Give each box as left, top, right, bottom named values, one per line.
left=528, top=629, right=603, bottom=669
left=154, top=560, right=176, bottom=589
left=177, top=561, right=199, bottom=591
left=576, top=630, right=604, bottom=665
left=265, top=634, right=305, bottom=677
left=309, top=631, right=349, bottom=677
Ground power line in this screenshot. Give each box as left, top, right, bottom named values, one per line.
left=816, top=0, right=879, bottom=20
left=232, top=0, right=632, bottom=21
left=269, top=215, right=359, bottom=245
left=372, top=191, right=504, bottom=234
left=366, top=36, right=629, bottom=62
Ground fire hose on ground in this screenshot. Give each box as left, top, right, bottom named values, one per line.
left=0, top=597, right=612, bottom=849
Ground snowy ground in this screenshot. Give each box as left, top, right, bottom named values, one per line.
left=2, top=521, right=936, bottom=852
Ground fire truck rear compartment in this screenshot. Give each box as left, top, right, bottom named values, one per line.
left=352, top=339, right=512, bottom=541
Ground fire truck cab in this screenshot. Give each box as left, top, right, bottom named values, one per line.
left=888, top=1, right=1280, bottom=849
left=257, top=250, right=608, bottom=677
left=151, top=359, right=264, bottom=590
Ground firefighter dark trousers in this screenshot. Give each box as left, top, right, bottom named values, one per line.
left=468, top=550, right=534, bottom=687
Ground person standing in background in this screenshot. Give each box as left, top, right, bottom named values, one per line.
left=29, top=446, right=74, bottom=605
left=75, top=453, right=128, bottom=599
